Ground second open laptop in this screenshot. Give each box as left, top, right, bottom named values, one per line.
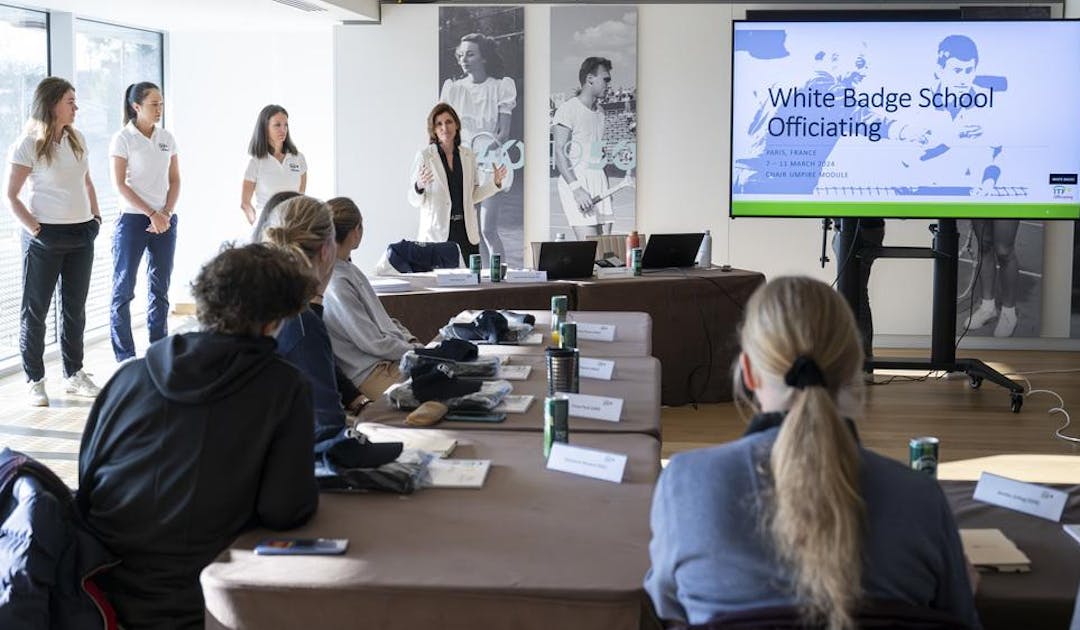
left=535, top=240, right=598, bottom=280
left=640, top=233, right=705, bottom=269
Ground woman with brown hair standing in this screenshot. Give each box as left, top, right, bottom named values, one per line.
left=5, top=77, right=102, bottom=406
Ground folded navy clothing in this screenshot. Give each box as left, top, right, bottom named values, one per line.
left=410, top=364, right=483, bottom=401
left=414, top=338, right=478, bottom=361
left=315, top=427, right=402, bottom=470
left=386, top=240, right=461, bottom=273
left=440, top=310, right=509, bottom=343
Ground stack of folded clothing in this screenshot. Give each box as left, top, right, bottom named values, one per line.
left=386, top=361, right=512, bottom=411
left=439, top=310, right=536, bottom=344
left=400, top=339, right=501, bottom=378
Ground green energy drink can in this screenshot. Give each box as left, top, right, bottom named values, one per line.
left=631, top=247, right=643, bottom=276
left=559, top=322, right=577, bottom=349
left=468, top=253, right=482, bottom=277
left=544, top=396, right=570, bottom=458
left=909, top=436, right=939, bottom=478
left=490, top=254, right=502, bottom=282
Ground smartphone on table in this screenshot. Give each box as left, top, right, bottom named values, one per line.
left=254, top=538, right=349, bottom=556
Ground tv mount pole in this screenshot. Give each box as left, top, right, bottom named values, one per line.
left=835, top=218, right=1025, bottom=412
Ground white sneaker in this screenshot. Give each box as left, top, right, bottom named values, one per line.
left=966, top=299, right=998, bottom=330
left=29, top=379, right=49, bottom=407
left=65, top=370, right=101, bottom=398
left=994, top=306, right=1018, bottom=338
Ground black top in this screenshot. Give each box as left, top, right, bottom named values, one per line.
left=77, top=332, right=318, bottom=629
left=436, top=144, right=476, bottom=260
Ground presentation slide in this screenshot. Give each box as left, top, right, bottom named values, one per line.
left=730, top=20, right=1080, bottom=219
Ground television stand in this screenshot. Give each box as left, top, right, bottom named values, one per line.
left=835, top=218, right=1024, bottom=413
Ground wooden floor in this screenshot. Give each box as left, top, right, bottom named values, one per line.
left=0, top=330, right=1076, bottom=488
left=662, top=349, right=1080, bottom=464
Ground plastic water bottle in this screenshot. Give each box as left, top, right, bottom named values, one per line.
left=696, top=230, right=712, bottom=268
left=625, top=230, right=640, bottom=268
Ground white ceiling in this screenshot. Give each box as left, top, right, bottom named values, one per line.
left=17, top=0, right=378, bottom=32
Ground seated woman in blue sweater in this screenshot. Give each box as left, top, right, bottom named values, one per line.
left=644, top=276, right=980, bottom=630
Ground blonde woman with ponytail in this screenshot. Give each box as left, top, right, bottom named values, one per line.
left=645, top=276, right=979, bottom=630
left=259, top=196, right=402, bottom=469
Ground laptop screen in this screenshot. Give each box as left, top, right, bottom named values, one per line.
left=640, top=233, right=705, bottom=269
left=536, top=241, right=598, bottom=280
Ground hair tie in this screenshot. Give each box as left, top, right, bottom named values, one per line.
left=784, top=356, right=827, bottom=389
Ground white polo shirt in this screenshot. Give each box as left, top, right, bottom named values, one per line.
left=8, top=129, right=92, bottom=224
left=243, top=152, right=307, bottom=211
left=109, top=122, right=178, bottom=214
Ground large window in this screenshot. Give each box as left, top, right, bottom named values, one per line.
left=75, top=19, right=164, bottom=340
left=0, top=4, right=48, bottom=362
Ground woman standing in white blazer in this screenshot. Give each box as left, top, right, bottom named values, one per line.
left=407, top=102, right=505, bottom=264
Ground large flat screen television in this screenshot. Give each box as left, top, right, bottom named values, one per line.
left=729, top=19, right=1080, bottom=220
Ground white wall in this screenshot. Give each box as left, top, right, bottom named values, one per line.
left=335, top=3, right=1074, bottom=345
left=168, top=28, right=334, bottom=302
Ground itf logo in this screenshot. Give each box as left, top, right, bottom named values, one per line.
left=1052, top=185, right=1074, bottom=200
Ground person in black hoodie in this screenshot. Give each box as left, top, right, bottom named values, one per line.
left=76, top=243, right=320, bottom=629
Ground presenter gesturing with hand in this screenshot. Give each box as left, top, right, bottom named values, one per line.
left=407, top=103, right=505, bottom=264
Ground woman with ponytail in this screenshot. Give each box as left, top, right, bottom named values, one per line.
left=109, top=81, right=180, bottom=362
left=258, top=196, right=401, bottom=469
left=645, top=276, right=979, bottom=629
left=5, top=77, right=102, bottom=406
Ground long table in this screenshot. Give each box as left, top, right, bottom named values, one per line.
left=375, top=268, right=765, bottom=405
left=943, top=480, right=1080, bottom=630
left=202, top=431, right=660, bottom=630
left=362, top=354, right=661, bottom=437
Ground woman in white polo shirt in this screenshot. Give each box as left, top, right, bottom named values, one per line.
left=4, top=77, right=102, bottom=406
left=240, top=104, right=307, bottom=225
left=109, top=82, right=180, bottom=362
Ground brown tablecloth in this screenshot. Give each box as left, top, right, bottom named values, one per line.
left=202, top=431, right=660, bottom=630
left=363, top=355, right=661, bottom=437
left=571, top=269, right=765, bottom=405
left=377, top=274, right=575, bottom=343
left=472, top=310, right=652, bottom=358
left=942, top=480, right=1080, bottom=630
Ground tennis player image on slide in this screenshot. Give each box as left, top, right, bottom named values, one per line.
left=731, top=38, right=926, bottom=195
left=895, top=35, right=1007, bottom=197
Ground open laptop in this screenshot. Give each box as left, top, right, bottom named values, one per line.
left=535, top=240, right=598, bottom=280
left=641, top=233, right=705, bottom=269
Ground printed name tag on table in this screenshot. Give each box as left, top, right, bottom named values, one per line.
left=579, top=358, right=615, bottom=380
left=504, top=269, right=547, bottom=283
left=546, top=442, right=627, bottom=483
left=973, top=472, right=1068, bottom=521
left=575, top=322, right=616, bottom=342
left=565, top=393, right=622, bottom=422
left=435, top=270, right=479, bottom=287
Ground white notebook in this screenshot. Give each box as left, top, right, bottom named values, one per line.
left=425, top=459, right=491, bottom=488
left=358, top=426, right=456, bottom=458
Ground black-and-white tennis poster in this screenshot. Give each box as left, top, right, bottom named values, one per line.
left=549, top=6, right=637, bottom=241
left=438, top=6, right=525, bottom=268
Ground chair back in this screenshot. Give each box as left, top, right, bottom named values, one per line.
left=687, top=600, right=972, bottom=630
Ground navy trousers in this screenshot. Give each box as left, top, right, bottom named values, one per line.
left=21, top=220, right=99, bottom=382
left=110, top=213, right=178, bottom=361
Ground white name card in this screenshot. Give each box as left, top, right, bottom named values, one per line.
left=576, top=322, right=616, bottom=342
left=565, top=393, right=622, bottom=422
left=595, top=266, right=628, bottom=278
left=579, top=357, right=615, bottom=380
left=504, top=269, right=548, bottom=283
left=435, top=270, right=479, bottom=286
left=546, top=442, right=627, bottom=483
left=973, top=472, right=1068, bottom=521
